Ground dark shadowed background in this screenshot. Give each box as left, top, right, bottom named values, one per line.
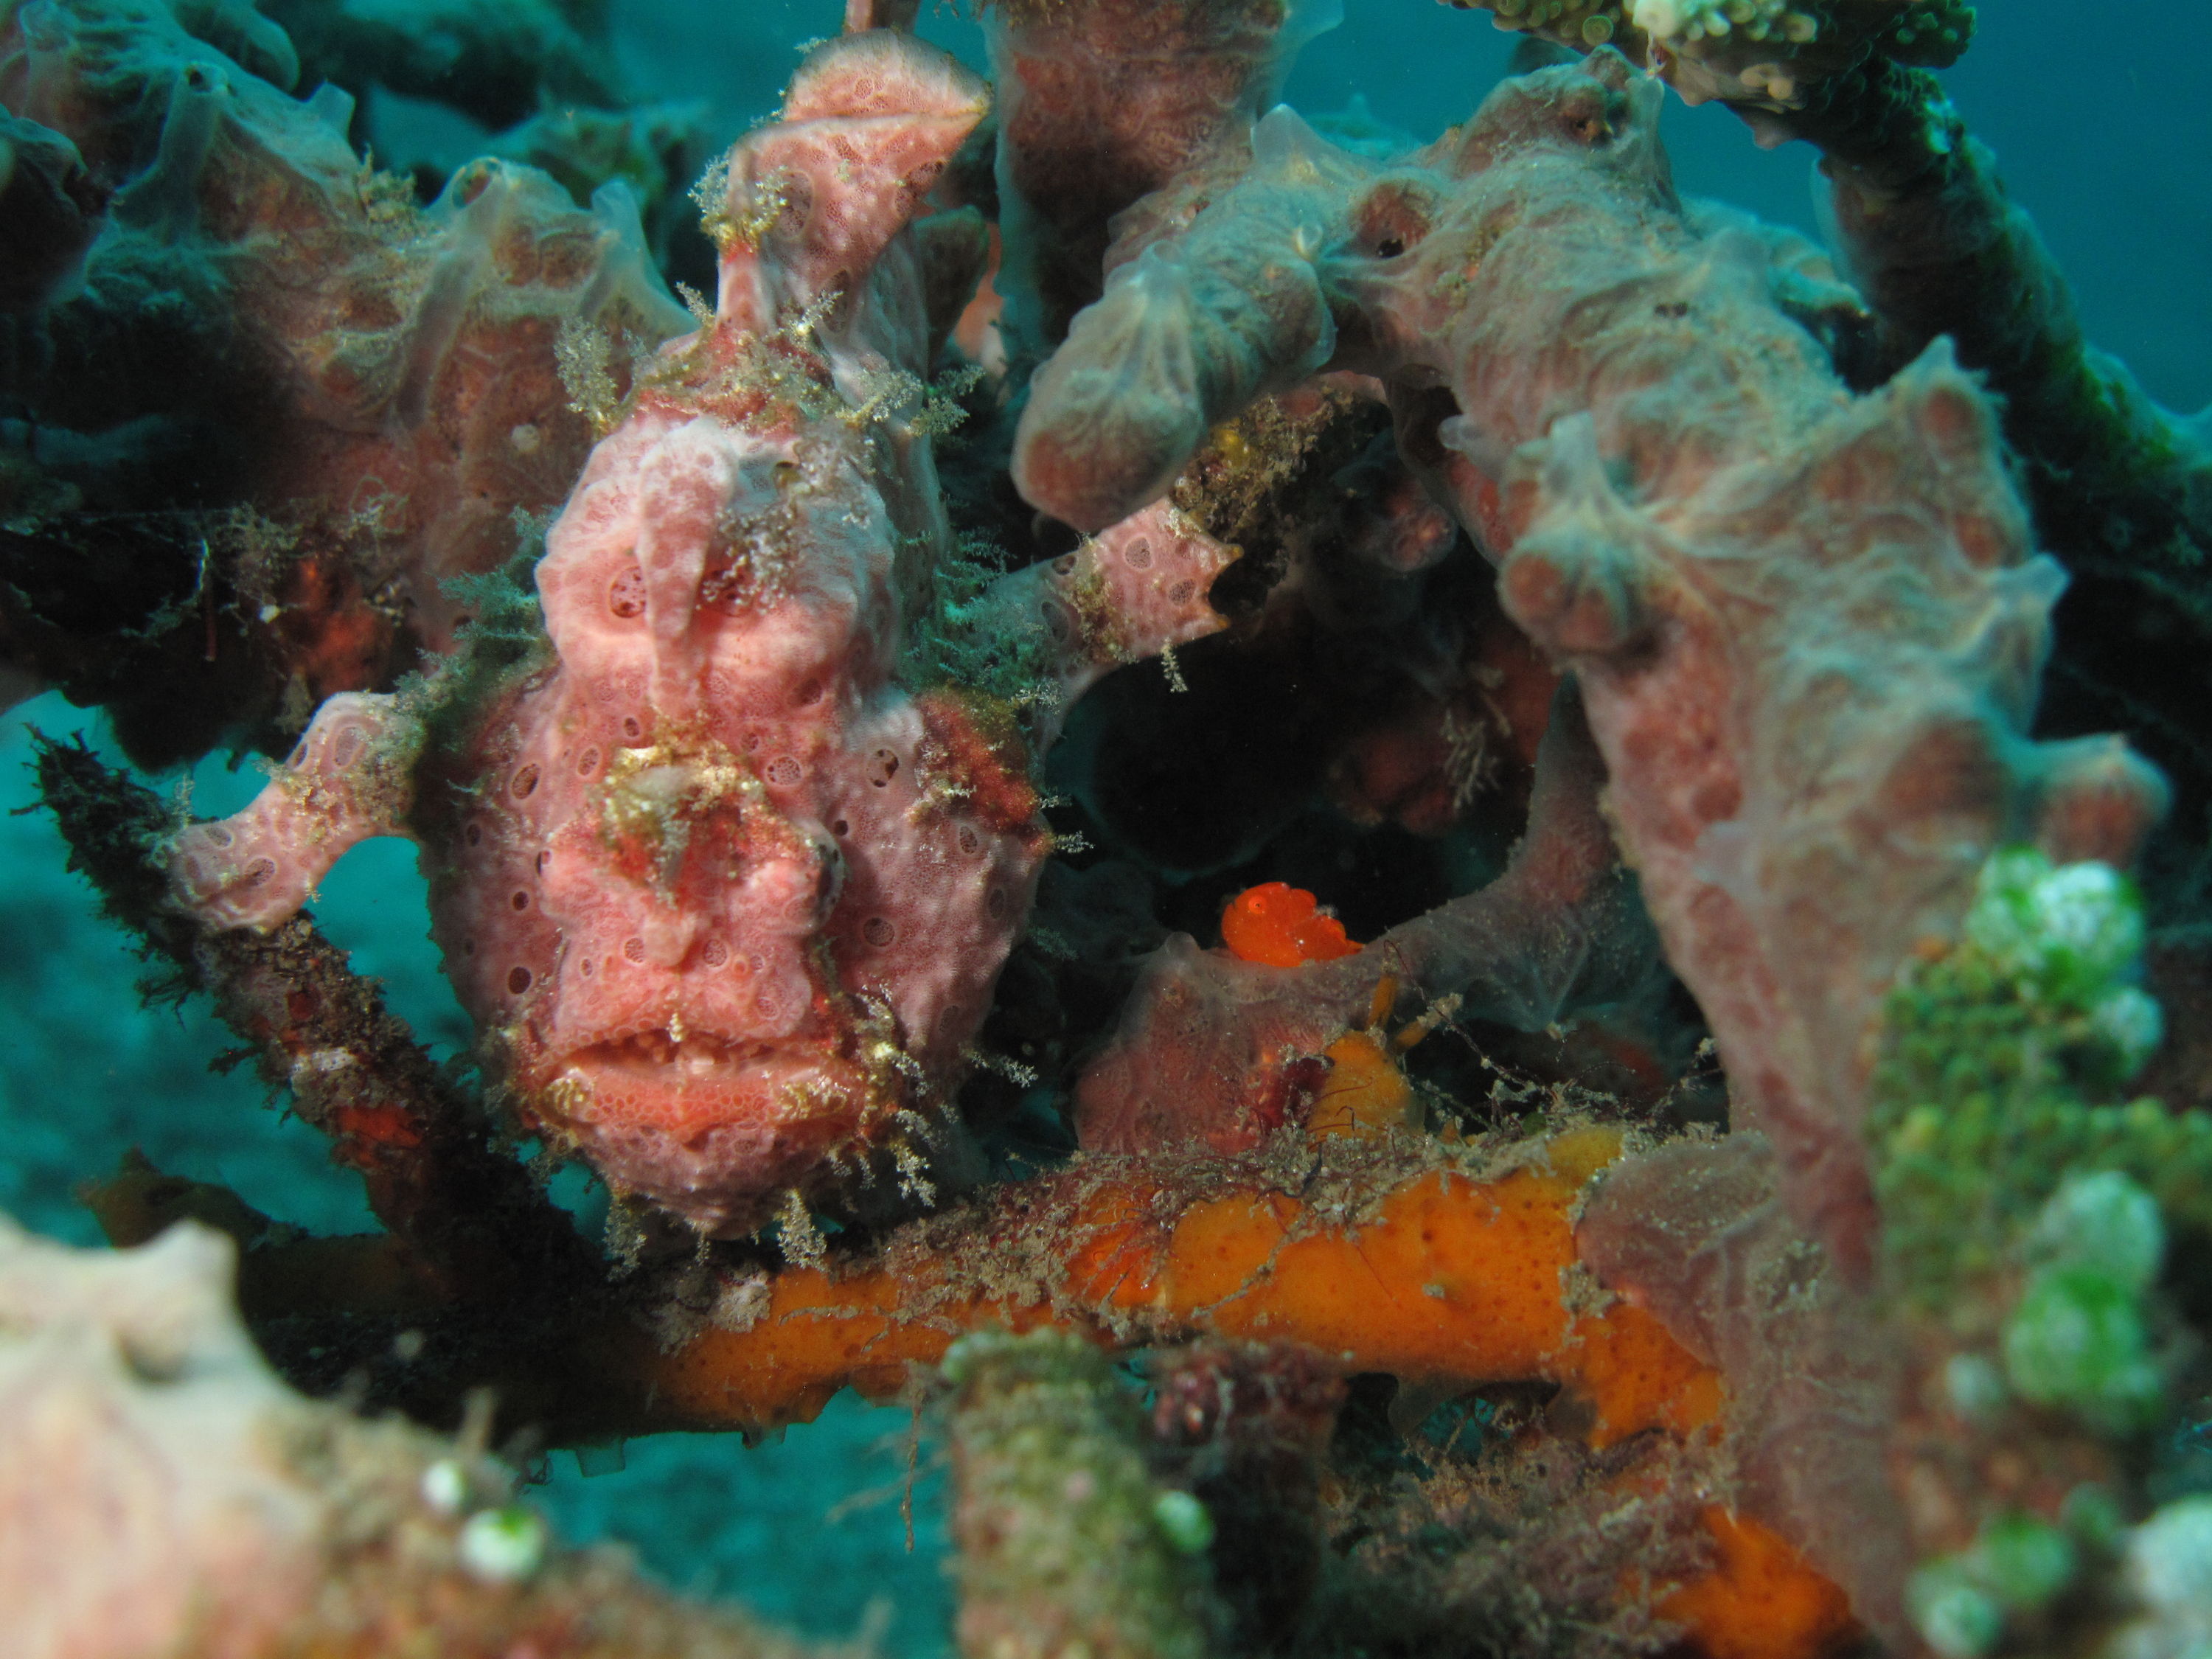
left=1, top=1, right=2199, bottom=1651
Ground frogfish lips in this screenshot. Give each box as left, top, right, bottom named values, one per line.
left=519, top=1028, right=885, bottom=1236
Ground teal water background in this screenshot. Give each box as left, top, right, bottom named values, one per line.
left=1, top=0, right=2202, bottom=1651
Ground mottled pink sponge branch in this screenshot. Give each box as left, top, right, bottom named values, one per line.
left=1013, top=108, right=1366, bottom=535
left=1074, top=683, right=1649, bottom=1156
left=40, top=731, right=595, bottom=1299
left=984, top=0, right=1343, bottom=355
left=169, top=694, right=420, bottom=928
left=1020, top=50, right=2166, bottom=1272
left=160, top=30, right=1238, bottom=1240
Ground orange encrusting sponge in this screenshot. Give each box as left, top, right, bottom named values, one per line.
left=583, top=1130, right=1849, bottom=1659
left=1307, top=1029, right=1421, bottom=1136
left=1658, top=1509, right=1860, bottom=1659
left=615, top=1129, right=1716, bottom=1447
left=1221, top=880, right=1363, bottom=966
left=1220, top=884, right=1425, bottom=1138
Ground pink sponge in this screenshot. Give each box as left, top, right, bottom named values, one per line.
left=168, top=692, right=419, bottom=929
left=1018, top=50, right=2166, bottom=1274
left=166, top=30, right=1234, bottom=1237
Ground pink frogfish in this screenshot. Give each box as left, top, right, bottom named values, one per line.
left=163, top=31, right=1234, bottom=1236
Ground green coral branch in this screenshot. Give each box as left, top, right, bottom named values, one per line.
left=944, top=1329, right=1223, bottom=1659
left=1871, top=848, right=2207, bottom=1301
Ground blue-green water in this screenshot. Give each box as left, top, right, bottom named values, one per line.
left=0, top=695, right=958, bottom=1651
left=2, top=1, right=2202, bottom=1650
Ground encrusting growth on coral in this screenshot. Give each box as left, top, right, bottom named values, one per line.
left=1851, top=848, right=2212, bottom=1655
left=944, top=1329, right=1225, bottom=1659
left=0, top=1211, right=866, bottom=1659
left=8, top=0, right=2212, bottom=1654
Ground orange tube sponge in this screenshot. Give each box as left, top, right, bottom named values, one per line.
left=603, top=1130, right=1718, bottom=1448
left=583, top=1134, right=1860, bottom=1658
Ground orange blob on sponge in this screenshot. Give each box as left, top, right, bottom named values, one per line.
left=1221, top=881, right=1363, bottom=967
left=1307, top=1030, right=1422, bottom=1137
left=1658, top=1509, right=1860, bottom=1659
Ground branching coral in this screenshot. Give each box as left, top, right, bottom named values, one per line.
left=1015, top=44, right=2166, bottom=1285
left=8, top=0, right=2212, bottom=1655
left=1438, top=0, right=1972, bottom=111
